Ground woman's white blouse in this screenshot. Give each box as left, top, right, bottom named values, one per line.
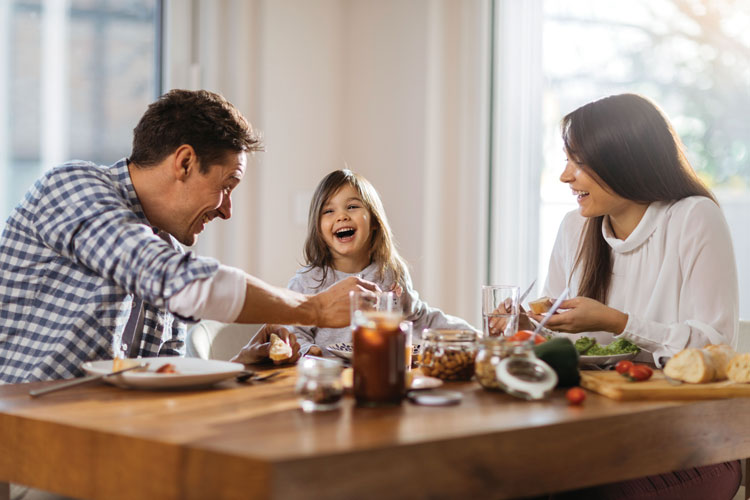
left=543, top=196, right=739, bottom=365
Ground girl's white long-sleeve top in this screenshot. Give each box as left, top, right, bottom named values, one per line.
left=543, top=195, right=739, bottom=366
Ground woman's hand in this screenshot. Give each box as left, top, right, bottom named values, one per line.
left=527, top=296, right=628, bottom=334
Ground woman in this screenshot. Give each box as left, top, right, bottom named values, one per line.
left=531, top=93, right=741, bottom=499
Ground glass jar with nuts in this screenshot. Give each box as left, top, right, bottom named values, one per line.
left=475, top=336, right=508, bottom=390
left=418, top=329, right=478, bottom=381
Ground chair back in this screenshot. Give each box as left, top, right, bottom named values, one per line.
left=186, top=321, right=262, bottom=361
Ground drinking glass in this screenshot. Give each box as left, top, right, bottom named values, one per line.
left=481, top=285, right=520, bottom=338
left=351, top=291, right=405, bottom=406
left=401, top=320, right=414, bottom=370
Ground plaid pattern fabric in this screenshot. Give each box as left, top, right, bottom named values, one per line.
left=0, top=159, right=219, bottom=383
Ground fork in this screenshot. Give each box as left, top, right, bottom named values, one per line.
left=236, top=370, right=282, bottom=383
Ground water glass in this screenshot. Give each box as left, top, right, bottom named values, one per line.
left=350, top=290, right=397, bottom=323
left=401, top=320, right=414, bottom=370
left=481, top=285, right=520, bottom=338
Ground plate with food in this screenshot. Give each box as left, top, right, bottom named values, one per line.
left=575, top=337, right=640, bottom=367
left=82, top=356, right=244, bottom=390
left=327, top=342, right=421, bottom=361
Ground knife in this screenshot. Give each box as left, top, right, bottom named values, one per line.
left=519, top=279, right=537, bottom=305
left=29, top=363, right=148, bottom=397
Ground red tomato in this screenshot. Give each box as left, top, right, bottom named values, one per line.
left=509, top=330, right=546, bottom=345
left=615, top=360, right=634, bottom=375
left=627, top=364, right=653, bottom=382
left=566, top=387, right=586, bottom=405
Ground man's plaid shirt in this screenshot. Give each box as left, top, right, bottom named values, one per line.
left=0, top=159, right=219, bottom=383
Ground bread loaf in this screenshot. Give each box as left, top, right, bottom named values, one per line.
left=663, top=348, right=715, bottom=383
left=703, top=344, right=735, bottom=380
left=663, top=344, right=737, bottom=383
left=727, top=353, right=750, bottom=383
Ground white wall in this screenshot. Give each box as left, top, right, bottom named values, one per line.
left=165, top=0, right=490, bottom=326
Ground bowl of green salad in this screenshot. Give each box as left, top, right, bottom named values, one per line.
left=575, top=337, right=640, bottom=367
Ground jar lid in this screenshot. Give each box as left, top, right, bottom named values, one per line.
left=495, top=356, right=557, bottom=400
left=407, top=389, right=463, bottom=406
left=297, top=356, right=343, bottom=377
left=422, top=329, right=477, bottom=343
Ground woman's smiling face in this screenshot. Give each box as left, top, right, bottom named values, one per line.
left=560, top=150, right=632, bottom=219
left=319, top=184, right=373, bottom=272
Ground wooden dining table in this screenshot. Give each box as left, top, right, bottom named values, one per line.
left=1, top=366, right=749, bottom=500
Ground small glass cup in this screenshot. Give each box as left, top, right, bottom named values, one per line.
left=295, top=357, right=344, bottom=412
left=481, top=285, right=520, bottom=338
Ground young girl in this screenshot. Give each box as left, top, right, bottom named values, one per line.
left=287, top=169, right=477, bottom=357
left=532, top=93, right=740, bottom=499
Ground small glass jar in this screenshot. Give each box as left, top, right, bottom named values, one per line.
left=295, top=357, right=344, bottom=412
left=418, top=329, right=478, bottom=381
left=475, top=336, right=507, bottom=390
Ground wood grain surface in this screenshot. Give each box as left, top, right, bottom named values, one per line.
left=1, top=367, right=750, bottom=499
left=581, top=370, right=750, bottom=400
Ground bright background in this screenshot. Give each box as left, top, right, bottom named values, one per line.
left=1, top=0, right=748, bottom=327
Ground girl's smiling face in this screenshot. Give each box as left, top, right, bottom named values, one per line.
left=319, top=184, right=374, bottom=273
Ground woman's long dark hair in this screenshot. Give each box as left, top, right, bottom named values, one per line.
left=303, top=169, right=408, bottom=290
left=562, top=94, right=715, bottom=303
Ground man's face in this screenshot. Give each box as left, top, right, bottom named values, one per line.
left=171, top=151, right=246, bottom=246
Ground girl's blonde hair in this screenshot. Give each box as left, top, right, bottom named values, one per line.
left=303, top=169, right=408, bottom=289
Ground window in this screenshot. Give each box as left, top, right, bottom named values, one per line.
left=534, top=0, right=750, bottom=316
left=0, top=0, right=162, bottom=223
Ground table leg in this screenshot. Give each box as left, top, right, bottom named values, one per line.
left=0, top=481, right=9, bottom=500
left=745, top=458, right=749, bottom=500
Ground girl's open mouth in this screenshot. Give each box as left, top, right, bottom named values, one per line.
left=335, top=228, right=356, bottom=241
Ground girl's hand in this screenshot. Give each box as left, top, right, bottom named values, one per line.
left=527, top=296, right=628, bottom=334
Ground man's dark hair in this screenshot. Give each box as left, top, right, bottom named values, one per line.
left=130, top=89, right=263, bottom=172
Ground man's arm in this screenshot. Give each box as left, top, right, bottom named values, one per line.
left=233, top=275, right=380, bottom=327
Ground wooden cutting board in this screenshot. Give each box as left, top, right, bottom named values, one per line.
left=580, top=370, right=750, bottom=400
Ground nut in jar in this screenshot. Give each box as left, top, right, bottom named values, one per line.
left=418, top=329, right=477, bottom=381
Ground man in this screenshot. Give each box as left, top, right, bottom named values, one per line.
left=0, top=89, right=376, bottom=384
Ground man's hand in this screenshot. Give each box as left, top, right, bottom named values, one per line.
left=311, top=276, right=381, bottom=328
left=230, top=324, right=301, bottom=365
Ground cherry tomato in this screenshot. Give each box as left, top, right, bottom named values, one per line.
left=566, top=387, right=586, bottom=405
left=509, top=330, right=547, bottom=345
left=615, top=360, right=634, bottom=375
left=627, top=364, right=653, bottom=382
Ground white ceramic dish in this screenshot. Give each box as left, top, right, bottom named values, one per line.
left=579, top=352, right=637, bottom=368
left=82, top=357, right=244, bottom=390
left=327, top=342, right=421, bottom=361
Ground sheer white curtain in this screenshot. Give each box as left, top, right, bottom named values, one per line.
left=489, top=0, right=543, bottom=295
left=165, top=0, right=491, bottom=325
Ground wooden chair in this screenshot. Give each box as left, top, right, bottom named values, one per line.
left=186, top=320, right=262, bottom=361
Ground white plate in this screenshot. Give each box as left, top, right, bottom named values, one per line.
left=579, top=352, right=637, bottom=367
left=82, top=357, right=244, bottom=390
left=327, top=342, right=421, bottom=361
